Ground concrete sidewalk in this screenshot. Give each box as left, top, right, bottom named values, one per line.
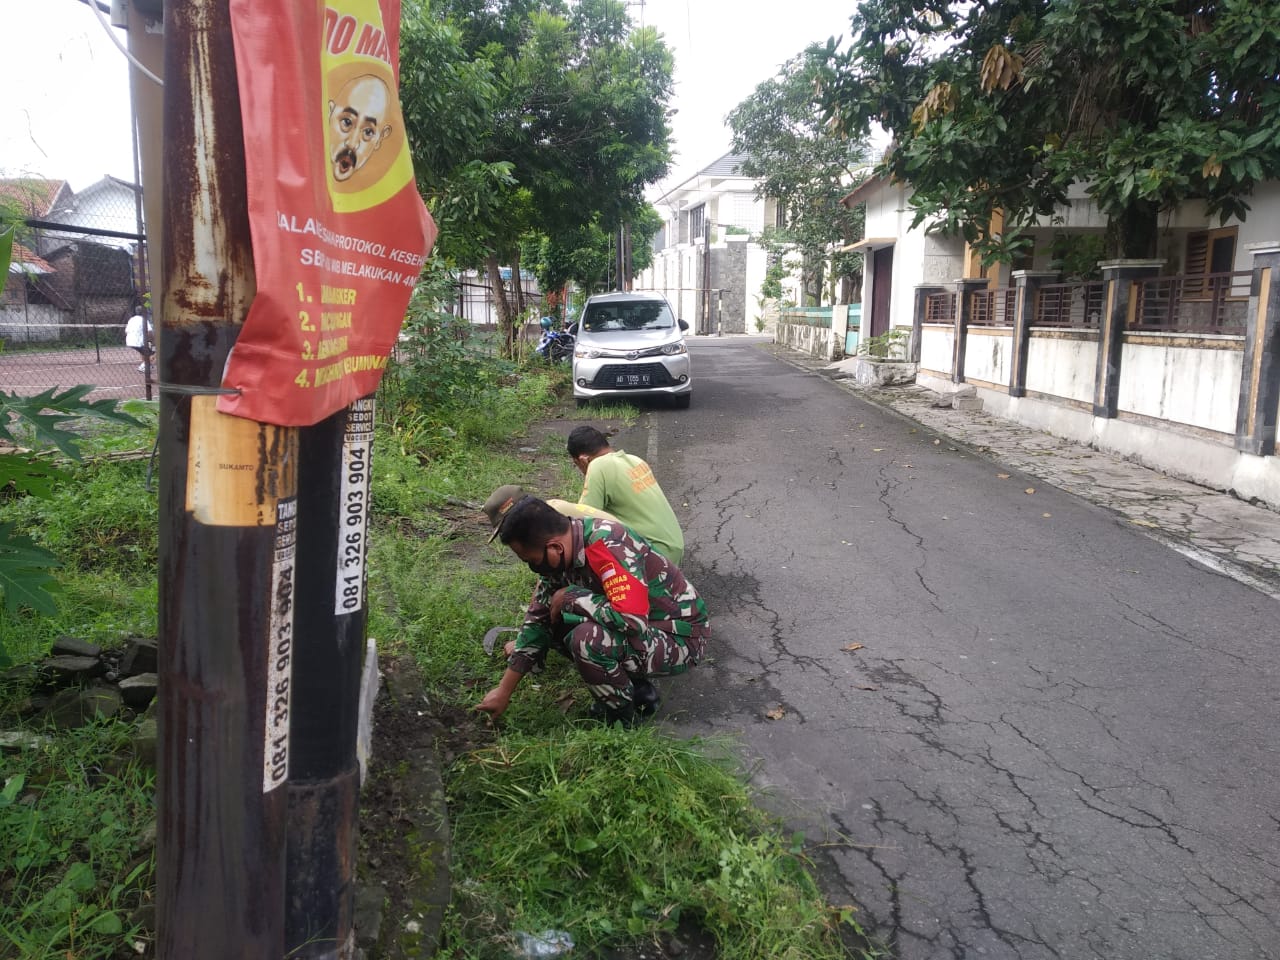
left=771, top=344, right=1280, bottom=599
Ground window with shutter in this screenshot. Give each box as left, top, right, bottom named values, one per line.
left=1183, top=227, right=1236, bottom=297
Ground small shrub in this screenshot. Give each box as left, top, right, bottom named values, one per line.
left=858, top=328, right=909, bottom=359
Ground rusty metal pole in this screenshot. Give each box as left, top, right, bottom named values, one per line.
left=155, top=1, right=295, bottom=957
left=285, top=397, right=374, bottom=959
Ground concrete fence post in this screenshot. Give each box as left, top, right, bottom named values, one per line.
left=952, top=278, right=989, bottom=384
left=1235, top=241, right=1280, bottom=456
left=831, top=304, right=849, bottom=360
left=1093, top=260, right=1164, bottom=418
left=1009, top=271, right=1058, bottom=398
left=911, top=284, right=945, bottom=364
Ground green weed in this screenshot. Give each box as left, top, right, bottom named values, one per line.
left=1, top=457, right=157, bottom=576
left=0, top=721, right=155, bottom=959
left=0, top=568, right=157, bottom=666
left=575, top=400, right=640, bottom=423
left=441, top=726, right=849, bottom=960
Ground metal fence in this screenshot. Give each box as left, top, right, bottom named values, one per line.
left=1035, top=282, right=1106, bottom=328
left=969, top=288, right=1017, bottom=327
left=924, top=292, right=956, bottom=323
left=453, top=274, right=543, bottom=327
left=2, top=213, right=151, bottom=402
left=1132, top=271, right=1252, bottom=333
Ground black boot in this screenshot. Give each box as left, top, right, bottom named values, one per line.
left=587, top=699, right=643, bottom=728
left=631, top=677, right=660, bottom=718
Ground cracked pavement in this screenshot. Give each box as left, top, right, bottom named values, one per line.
left=632, top=338, right=1280, bottom=960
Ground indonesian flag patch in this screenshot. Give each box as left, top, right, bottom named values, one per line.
left=585, top=541, right=648, bottom=616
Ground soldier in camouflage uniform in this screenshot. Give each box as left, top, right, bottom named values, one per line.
left=476, top=495, right=709, bottom=726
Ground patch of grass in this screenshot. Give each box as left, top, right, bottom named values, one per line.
left=368, top=531, right=532, bottom=691
left=576, top=400, right=640, bottom=423
left=68, top=400, right=159, bottom=457
left=0, top=721, right=155, bottom=960
left=0, top=568, right=157, bottom=666
left=0, top=457, right=157, bottom=576
left=441, top=726, right=851, bottom=960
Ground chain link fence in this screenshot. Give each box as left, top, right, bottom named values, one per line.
left=2, top=204, right=151, bottom=402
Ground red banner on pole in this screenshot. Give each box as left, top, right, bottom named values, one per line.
left=221, top=0, right=436, bottom=426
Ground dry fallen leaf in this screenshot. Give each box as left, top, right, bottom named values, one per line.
left=1024, top=487, right=1036, bottom=495
left=555, top=692, right=578, bottom=715
left=1129, top=519, right=1159, bottom=528
left=766, top=706, right=786, bottom=721
left=997, top=473, right=1010, bottom=479
left=854, top=683, right=880, bottom=692
left=932, top=439, right=941, bottom=445
left=1042, top=513, right=1052, bottom=518
left=842, top=642, right=865, bottom=652
left=872, top=448, right=884, bottom=452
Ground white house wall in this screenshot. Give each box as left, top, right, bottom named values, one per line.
left=919, top=323, right=953, bottom=376
left=1025, top=334, right=1096, bottom=405
left=963, top=328, right=1012, bottom=385
left=1117, top=338, right=1243, bottom=434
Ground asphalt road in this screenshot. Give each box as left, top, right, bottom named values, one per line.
left=624, top=337, right=1279, bottom=960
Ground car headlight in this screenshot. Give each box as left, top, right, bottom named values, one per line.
left=574, top=347, right=602, bottom=359
left=660, top=342, right=687, bottom=356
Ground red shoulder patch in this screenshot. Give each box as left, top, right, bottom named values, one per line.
left=585, top=540, right=648, bottom=617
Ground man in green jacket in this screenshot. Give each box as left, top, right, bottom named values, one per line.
left=567, top=425, right=685, bottom=565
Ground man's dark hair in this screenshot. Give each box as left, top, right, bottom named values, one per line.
left=498, top=496, right=570, bottom=547
left=567, top=425, right=610, bottom=458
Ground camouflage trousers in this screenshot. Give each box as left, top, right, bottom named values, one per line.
left=542, top=619, right=706, bottom=709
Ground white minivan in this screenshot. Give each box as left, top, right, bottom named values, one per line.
left=571, top=292, right=692, bottom=408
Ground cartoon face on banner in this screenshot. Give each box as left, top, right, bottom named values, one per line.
left=328, top=73, right=393, bottom=182
left=322, top=2, right=415, bottom=212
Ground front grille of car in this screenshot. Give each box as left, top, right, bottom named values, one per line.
left=590, top=363, right=678, bottom=389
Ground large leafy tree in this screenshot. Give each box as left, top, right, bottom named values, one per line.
left=817, top=0, right=1280, bottom=261
left=729, top=49, right=868, bottom=305
left=400, top=0, right=674, bottom=353
left=524, top=203, right=663, bottom=297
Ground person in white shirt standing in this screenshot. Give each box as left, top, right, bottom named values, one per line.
left=125, top=306, right=154, bottom=373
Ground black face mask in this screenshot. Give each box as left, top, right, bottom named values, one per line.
left=527, top=543, right=563, bottom=578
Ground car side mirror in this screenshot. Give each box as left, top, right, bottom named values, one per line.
left=567, top=322, right=579, bottom=336
left=678, top=319, right=689, bottom=332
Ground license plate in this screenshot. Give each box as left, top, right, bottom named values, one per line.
left=616, top=373, right=651, bottom=387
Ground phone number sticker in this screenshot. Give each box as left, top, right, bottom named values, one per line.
left=335, top=398, right=374, bottom=615
left=263, top=495, right=297, bottom=793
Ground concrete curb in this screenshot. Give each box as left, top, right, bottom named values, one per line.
left=356, top=656, right=452, bottom=959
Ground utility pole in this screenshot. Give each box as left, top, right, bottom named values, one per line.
left=285, top=397, right=374, bottom=958
left=155, top=1, right=295, bottom=957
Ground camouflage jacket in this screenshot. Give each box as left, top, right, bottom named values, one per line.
left=508, top=518, right=709, bottom=676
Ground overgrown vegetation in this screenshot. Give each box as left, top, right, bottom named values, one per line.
left=817, top=0, right=1280, bottom=263
left=0, top=723, right=155, bottom=959
left=729, top=49, right=868, bottom=306
left=1, top=299, right=868, bottom=958
left=445, top=727, right=855, bottom=960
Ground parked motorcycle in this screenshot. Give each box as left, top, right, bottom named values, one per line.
left=535, top=316, right=575, bottom=363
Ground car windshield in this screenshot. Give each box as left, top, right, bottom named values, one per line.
left=581, top=299, right=674, bottom=333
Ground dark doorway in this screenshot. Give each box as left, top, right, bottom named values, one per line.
left=870, top=245, right=894, bottom=337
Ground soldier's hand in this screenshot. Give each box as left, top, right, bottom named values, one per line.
left=549, top=587, right=570, bottom=622
left=503, top=638, right=517, bottom=658
left=475, top=687, right=511, bottom=719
